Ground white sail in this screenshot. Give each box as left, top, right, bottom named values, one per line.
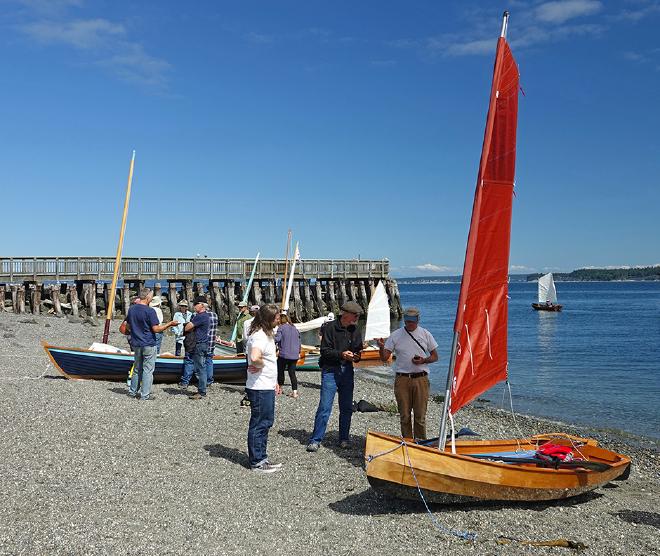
left=283, top=242, right=300, bottom=313
left=537, top=273, right=558, bottom=303
left=293, top=314, right=334, bottom=333
left=364, top=281, right=391, bottom=341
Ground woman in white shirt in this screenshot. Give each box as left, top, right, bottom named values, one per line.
left=245, top=303, right=282, bottom=474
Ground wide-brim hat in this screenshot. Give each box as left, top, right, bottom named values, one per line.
left=178, top=299, right=189, bottom=306
left=149, top=296, right=162, bottom=307
left=237, top=301, right=248, bottom=308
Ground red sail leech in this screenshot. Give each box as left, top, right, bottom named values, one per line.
left=450, top=38, right=520, bottom=415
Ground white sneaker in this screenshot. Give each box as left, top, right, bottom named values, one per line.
left=252, top=462, right=281, bottom=474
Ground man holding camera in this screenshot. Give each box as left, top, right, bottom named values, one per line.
left=377, top=307, right=438, bottom=440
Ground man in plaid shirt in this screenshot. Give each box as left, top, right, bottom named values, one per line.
left=205, top=302, right=219, bottom=386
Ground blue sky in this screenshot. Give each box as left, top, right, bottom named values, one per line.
left=1, top=0, right=658, bottom=277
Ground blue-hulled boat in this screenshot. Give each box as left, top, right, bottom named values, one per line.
left=42, top=342, right=248, bottom=384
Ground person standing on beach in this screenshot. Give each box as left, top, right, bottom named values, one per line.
left=275, top=313, right=301, bottom=398
left=234, top=301, right=251, bottom=354
left=173, top=300, right=193, bottom=356
left=306, top=301, right=363, bottom=452
left=245, top=303, right=282, bottom=473
left=376, top=307, right=438, bottom=440
left=120, top=288, right=178, bottom=401
left=184, top=295, right=211, bottom=400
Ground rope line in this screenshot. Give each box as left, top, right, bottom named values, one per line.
left=366, top=439, right=477, bottom=542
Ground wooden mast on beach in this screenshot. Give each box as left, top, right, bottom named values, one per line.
left=102, top=150, right=136, bottom=344
left=280, top=230, right=292, bottom=311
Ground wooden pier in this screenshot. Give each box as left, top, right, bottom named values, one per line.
left=0, top=257, right=402, bottom=324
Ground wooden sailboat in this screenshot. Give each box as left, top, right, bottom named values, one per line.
left=364, top=13, right=630, bottom=503
left=532, top=272, right=562, bottom=311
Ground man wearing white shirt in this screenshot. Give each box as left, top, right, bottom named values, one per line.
left=377, top=307, right=438, bottom=440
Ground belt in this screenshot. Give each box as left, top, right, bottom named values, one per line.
left=396, top=372, right=427, bottom=379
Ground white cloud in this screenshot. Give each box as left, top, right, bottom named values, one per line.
left=21, top=18, right=125, bottom=49
left=414, top=263, right=453, bottom=273
left=535, top=0, right=603, bottom=24
left=13, top=4, right=171, bottom=90
left=510, top=265, right=532, bottom=271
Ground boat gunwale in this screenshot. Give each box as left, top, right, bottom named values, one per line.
left=365, top=430, right=631, bottom=475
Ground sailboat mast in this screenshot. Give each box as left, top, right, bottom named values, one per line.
left=102, top=150, right=136, bottom=345
left=281, top=230, right=292, bottom=311
left=438, top=11, right=511, bottom=451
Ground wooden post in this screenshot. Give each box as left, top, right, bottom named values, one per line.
left=292, top=280, right=303, bottom=321
left=68, top=284, right=79, bottom=317
left=30, top=283, right=41, bottom=315
left=253, top=280, right=263, bottom=306
left=88, top=281, right=97, bottom=317
left=154, top=282, right=162, bottom=297
left=122, top=283, right=131, bottom=316
left=103, top=283, right=110, bottom=315
left=17, top=285, right=26, bottom=314
left=357, top=280, right=369, bottom=314
left=236, top=281, right=246, bottom=305
left=10, top=285, right=18, bottom=313
left=225, top=281, right=237, bottom=324
left=314, top=280, right=327, bottom=315
left=0, top=285, right=5, bottom=312
left=195, top=282, right=205, bottom=298
left=338, top=280, right=348, bottom=308
left=367, top=279, right=376, bottom=297
left=264, top=280, right=276, bottom=304
left=184, top=281, right=193, bottom=304
left=51, top=284, right=63, bottom=316
left=302, top=279, right=315, bottom=319
left=327, top=281, right=339, bottom=315
left=391, top=279, right=403, bottom=318
left=168, top=282, right=178, bottom=316
left=211, top=282, right=225, bottom=323
left=383, top=280, right=398, bottom=319
left=348, top=280, right=358, bottom=303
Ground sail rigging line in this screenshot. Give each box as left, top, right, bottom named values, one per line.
left=401, top=442, right=477, bottom=541
left=365, top=439, right=477, bottom=540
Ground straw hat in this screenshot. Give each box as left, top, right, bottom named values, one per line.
left=149, top=296, right=162, bottom=307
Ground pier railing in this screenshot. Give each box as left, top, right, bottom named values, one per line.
left=0, top=257, right=390, bottom=283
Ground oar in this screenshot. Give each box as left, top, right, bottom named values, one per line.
left=467, top=454, right=612, bottom=472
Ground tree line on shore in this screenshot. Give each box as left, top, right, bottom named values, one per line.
left=527, top=266, right=660, bottom=282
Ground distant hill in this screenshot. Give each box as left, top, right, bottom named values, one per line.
left=526, top=266, right=660, bottom=282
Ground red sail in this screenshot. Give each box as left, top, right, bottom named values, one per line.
left=450, top=37, right=519, bottom=415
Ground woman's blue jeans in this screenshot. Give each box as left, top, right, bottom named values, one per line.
left=246, top=388, right=275, bottom=467
left=309, top=364, right=354, bottom=444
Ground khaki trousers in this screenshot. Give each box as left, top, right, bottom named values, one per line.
left=394, top=373, right=430, bottom=439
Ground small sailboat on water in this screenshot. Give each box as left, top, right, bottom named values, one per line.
left=364, top=12, right=629, bottom=504
left=532, top=272, right=562, bottom=311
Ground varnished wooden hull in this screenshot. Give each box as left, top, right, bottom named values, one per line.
left=532, top=303, right=562, bottom=312
left=365, top=431, right=630, bottom=503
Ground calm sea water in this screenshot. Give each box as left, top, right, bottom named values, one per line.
left=363, top=281, right=660, bottom=440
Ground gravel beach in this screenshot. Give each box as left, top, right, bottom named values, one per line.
left=0, top=312, right=658, bottom=555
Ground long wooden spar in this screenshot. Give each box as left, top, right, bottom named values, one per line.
left=102, top=150, right=136, bottom=344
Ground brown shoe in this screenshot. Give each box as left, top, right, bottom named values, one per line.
left=189, top=393, right=206, bottom=400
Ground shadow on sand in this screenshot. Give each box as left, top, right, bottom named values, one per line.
left=329, top=486, right=604, bottom=516
left=203, top=443, right=250, bottom=469
left=277, top=428, right=365, bottom=468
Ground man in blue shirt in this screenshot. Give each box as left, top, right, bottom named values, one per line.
left=184, top=295, right=211, bottom=400
left=120, top=288, right=178, bottom=401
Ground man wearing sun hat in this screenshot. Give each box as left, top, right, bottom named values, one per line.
left=306, top=301, right=364, bottom=452
left=377, top=307, right=438, bottom=440
left=184, top=295, right=212, bottom=400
